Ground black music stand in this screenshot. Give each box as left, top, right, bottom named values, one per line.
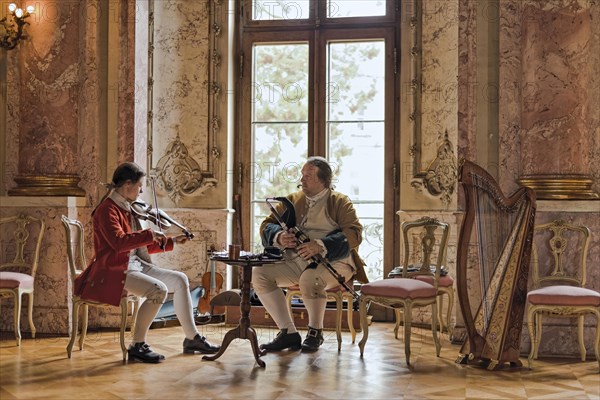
left=202, top=255, right=279, bottom=368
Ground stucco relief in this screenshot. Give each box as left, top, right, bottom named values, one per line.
left=155, top=137, right=218, bottom=203
left=411, top=131, right=457, bottom=208
left=150, top=0, right=225, bottom=206
left=403, top=0, right=459, bottom=210
left=420, top=0, right=459, bottom=166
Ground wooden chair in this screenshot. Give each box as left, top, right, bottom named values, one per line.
left=61, top=215, right=140, bottom=360
left=389, top=229, right=454, bottom=336
left=526, top=220, right=600, bottom=370
left=358, top=217, right=448, bottom=365
left=286, top=282, right=356, bottom=351
left=0, top=214, right=45, bottom=346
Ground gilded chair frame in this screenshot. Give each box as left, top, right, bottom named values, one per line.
left=286, top=284, right=356, bottom=351
left=61, top=215, right=139, bottom=360
left=0, top=214, right=45, bottom=346
left=526, top=220, right=600, bottom=369
left=393, top=224, right=453, bottom=337
left=359, top=217, right=448, bottom=364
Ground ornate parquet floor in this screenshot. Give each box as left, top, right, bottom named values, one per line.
left=0, top=323, right=598, bottom=399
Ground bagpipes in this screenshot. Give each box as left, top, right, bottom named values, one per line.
left=265, top=197, right=360, bottom=300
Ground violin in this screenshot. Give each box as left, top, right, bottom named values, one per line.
left=198, top=256, right=225, bottom=317
left=131, top=199, right=195, bottom=240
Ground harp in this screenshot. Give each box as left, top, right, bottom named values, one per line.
left=455, top=160, right=536, bottom=370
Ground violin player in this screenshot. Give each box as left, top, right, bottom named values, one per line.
left=252, top=156, right=367, bottom=352
left=74, top=162, right=219, bottom=363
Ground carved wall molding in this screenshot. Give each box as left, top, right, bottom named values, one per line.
left=146, top=0, right=223, bottom=205
left=155, top=136, right=218, bottom=203
left=408, top=0, right=422, bottom=167
left=411, top=130, right=457, bottom=208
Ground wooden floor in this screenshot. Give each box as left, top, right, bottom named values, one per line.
left=1, top=323, right=598, bottom=399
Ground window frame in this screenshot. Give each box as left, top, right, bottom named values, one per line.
left=235, top=0, right=402, bottom=281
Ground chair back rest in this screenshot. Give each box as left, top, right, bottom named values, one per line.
left=60, top=215, right=87, bottom=282
left=400, top=217, right=449, bottom=287
left=531, top=220, right=591, bottom=289
left=0, top=214, right=45, bottom=278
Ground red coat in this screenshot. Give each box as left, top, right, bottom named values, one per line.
left=74, top=197, right=174, bottom=306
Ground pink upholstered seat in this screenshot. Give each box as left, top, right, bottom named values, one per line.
left=528, top=286, right=600, bottom=307
left=0, top=272, right=34, bottom=290
left=360, top=278, right=437, bottom=299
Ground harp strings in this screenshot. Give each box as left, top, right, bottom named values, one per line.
left=472, top=174, right=521, bottom=336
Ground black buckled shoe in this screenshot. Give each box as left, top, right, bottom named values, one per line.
left=301, top=327, right=324, bottom=352
left=127, top=342, right=165, bottom=363
left=183, top=334, right=220, bottom=354
left=259, top=329, right=302, bottom=352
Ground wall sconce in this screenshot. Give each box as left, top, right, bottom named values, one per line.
left=1, top=3, right=35, bottom=50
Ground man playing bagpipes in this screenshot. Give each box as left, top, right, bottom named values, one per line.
left=252, top=156, right=368, bottom=352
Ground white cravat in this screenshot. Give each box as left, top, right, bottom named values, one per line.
left=108, top=192, right=152, bottom=268
left=305, top=188, right=329, bottom=209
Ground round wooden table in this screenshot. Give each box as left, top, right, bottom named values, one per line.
left=202, top=255, right=279, bottom=368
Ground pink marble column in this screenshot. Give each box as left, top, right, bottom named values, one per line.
left=7, top=1, right=85, bottom=196
left=514, top=2, right=599, bottom=200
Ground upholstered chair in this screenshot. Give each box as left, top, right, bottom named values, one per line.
left=526, top=220, right=600, bottom=370
left=61, top=215, right=140, bottom=360
left=358, top=217, right=449, bottom=365
left=0, top=214, right=45, bottom=346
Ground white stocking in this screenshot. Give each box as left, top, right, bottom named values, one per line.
left=258, top=288, right=297, bottom=334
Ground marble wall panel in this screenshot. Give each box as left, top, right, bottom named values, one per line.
left=17, top=1, right=81, bottom=177
left=151, top=0, right=227, bottom=208
left=78, top=0, right=108, bottom=204
left=402, top=0, right=460, bottom=210
left=3, top=53, right=19, bottom=192
left=457, top=0, right=478, bottom=164
left=520, top=3, right=594, bottom=176
left=421, top=0, right=459, bottom=166
left=499, top=0, right=600, bottom=193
